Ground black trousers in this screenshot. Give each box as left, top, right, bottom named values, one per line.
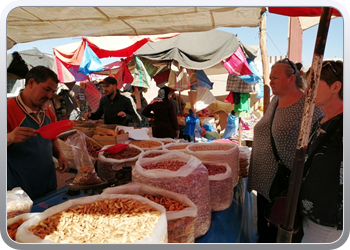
left=257, top=193, right=303, bottom=243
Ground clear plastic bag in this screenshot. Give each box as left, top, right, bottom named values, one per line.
left=65, top=131, right=102, bottom=185
left=202, top=161, right=233, bottom=211
left=133, top=151, right=211, bottom=238
left=7, top=187, right=33, bottom=220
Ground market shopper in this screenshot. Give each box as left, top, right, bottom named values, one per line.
left=247, top=58, right=324, bottom=243
left=168, top=91, right=180, bottom=115
left=142, top=86, right=180, bottom=139
left=123, top=84, right=149, bottom=127
left=83, top=76, right=139, bottom=125
left=299, top=60, right=343, bottom=243
left=7, top=66, right=69, bottom=200
left=173, top=92, right=186, bottom=115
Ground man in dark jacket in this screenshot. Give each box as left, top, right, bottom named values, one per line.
left=84, top=76, right=139, bottom=125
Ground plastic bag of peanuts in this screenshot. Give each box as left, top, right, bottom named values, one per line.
left=132, top=150, right=211, bottom=238
left=65, top=132, right=102, bottom=185
left=102, top=182, right=198, bottom=243
left=202, top=161, right=233, bottom=211
left=97, top=144, right=144, bottom=184
left=16, top=194, right=168, bottom=243
left=185, top=142, right=240, bottom=187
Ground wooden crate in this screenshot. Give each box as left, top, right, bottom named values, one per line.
left=92, top=133, right=129, bottom=146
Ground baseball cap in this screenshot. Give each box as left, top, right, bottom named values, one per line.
left=99, top=76, right=117, bottom=85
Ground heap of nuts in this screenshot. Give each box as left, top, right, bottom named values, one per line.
left=187, top=143, right=239, bottom=187
left=141, top=194, right=195, bottom=243
left=142, top=160, right=186, bottom=171
left=97, top=146, right=142, bottom=185
left=28, top=197, right=163, bottom=243
left=7, top=219, right=24, bottom=241
left=142, top=152, right=166, bottom=158
left=203, top=163, right=233, bottom=212
left=86, top=141, right=102, bottom=159
left=129, top=140, right=162, bottom=149
left=133, top=160, right=211, bottom=238
left=72, top=164, right=102, bottom=186
left=141, top=194, right=189, bottom=211
left=165, top=144, right=189, bottom=150
left=103, top=146, right=141, bottom=160
left=203, top=164, right=227, bottom=175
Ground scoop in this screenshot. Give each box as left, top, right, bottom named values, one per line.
left=36, top=120, right=77, bottom=139
left=97, top=144, right=129, bottom=154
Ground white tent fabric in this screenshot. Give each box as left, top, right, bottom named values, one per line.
left=6, top=7, right=266, bottom=49
left=298, top=16, right=339, bottom=31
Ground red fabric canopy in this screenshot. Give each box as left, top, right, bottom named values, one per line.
left=269, top=7, right=342, bottom=17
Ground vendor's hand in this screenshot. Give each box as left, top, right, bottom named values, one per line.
left=83, top=112, right=91, bottom=120
left=7, top=127, right=36, bottom=146
left=57, top=155, right=69, bottom=174
left=117, top=111, right=126, bottom=118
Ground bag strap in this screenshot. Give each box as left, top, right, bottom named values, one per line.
left=270, top=101, right=284, bottom=165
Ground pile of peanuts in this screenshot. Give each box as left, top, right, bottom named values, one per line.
left=203, top=163, right=233, bottom=211
left=129, top=140, right=162, bottom=149
left=7, top=219, right=24, bottom=241
left=133, top=163, right=211, bottom=238
left=140, top=194, right=195, bottom=243
left=188, top=144, right=234, bottom=151
left=142, top=160, right=186, bottom=171
left=72, top=164, right=102, bottom=185
left=141, top=194, right=189, bottom=211
left=203, top=164, right=227, bottom=175
left=86, top=141, right=102, bottom=159
left=166, top=144, right=188, bottom=150
left=28, top=198, right=162, bottom=243
left=142, top=152, right=166, bottom=158
left=187, top=143, right=239, bottom=187
left=103, top=146, right=141, bottom=160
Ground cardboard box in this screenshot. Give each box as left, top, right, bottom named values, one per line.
left=92, top=133, right=129, bottom=146
left=134, top=127, right=153, bottom=137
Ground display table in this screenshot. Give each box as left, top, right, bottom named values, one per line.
left=32, top=178, right=256, bottom=243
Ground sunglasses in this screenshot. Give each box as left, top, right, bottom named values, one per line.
left=280, top=58, right=296, bottom=74
left=323, top=61, right=341, bottom=81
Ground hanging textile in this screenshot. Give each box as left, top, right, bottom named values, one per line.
left=78, top=43, right=104, bottom=75
left=234, top=93, right=250, bottom=112
left=153, top=69, right=170, bottom=87
left=168, top=65, right=198, bottom=91
left=193, top=87, right=216, bottom=112
left=85, top=81, right=102, bottom=112
left=114, top=60, right=134, bottom=89
left=222, top=46, right=253, bottom=76
left=226, top=74, right=256, bottom=93
left=224, top=92, right=234, bottom=104
left=236, top=58, right=261, bottom=84
left=132, top=56, right=152, bottom=89
left=191, top=70, right=214, bottom=90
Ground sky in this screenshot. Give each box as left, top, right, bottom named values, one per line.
left=6, top=11, right=344, bottom=69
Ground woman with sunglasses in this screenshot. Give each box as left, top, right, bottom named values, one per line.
left=299, top=61, right=343, bottom=243
left=248, top=58, right=324, bottom=243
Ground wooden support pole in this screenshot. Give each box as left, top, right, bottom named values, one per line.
left=260, top=12, right=271, bottom=114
